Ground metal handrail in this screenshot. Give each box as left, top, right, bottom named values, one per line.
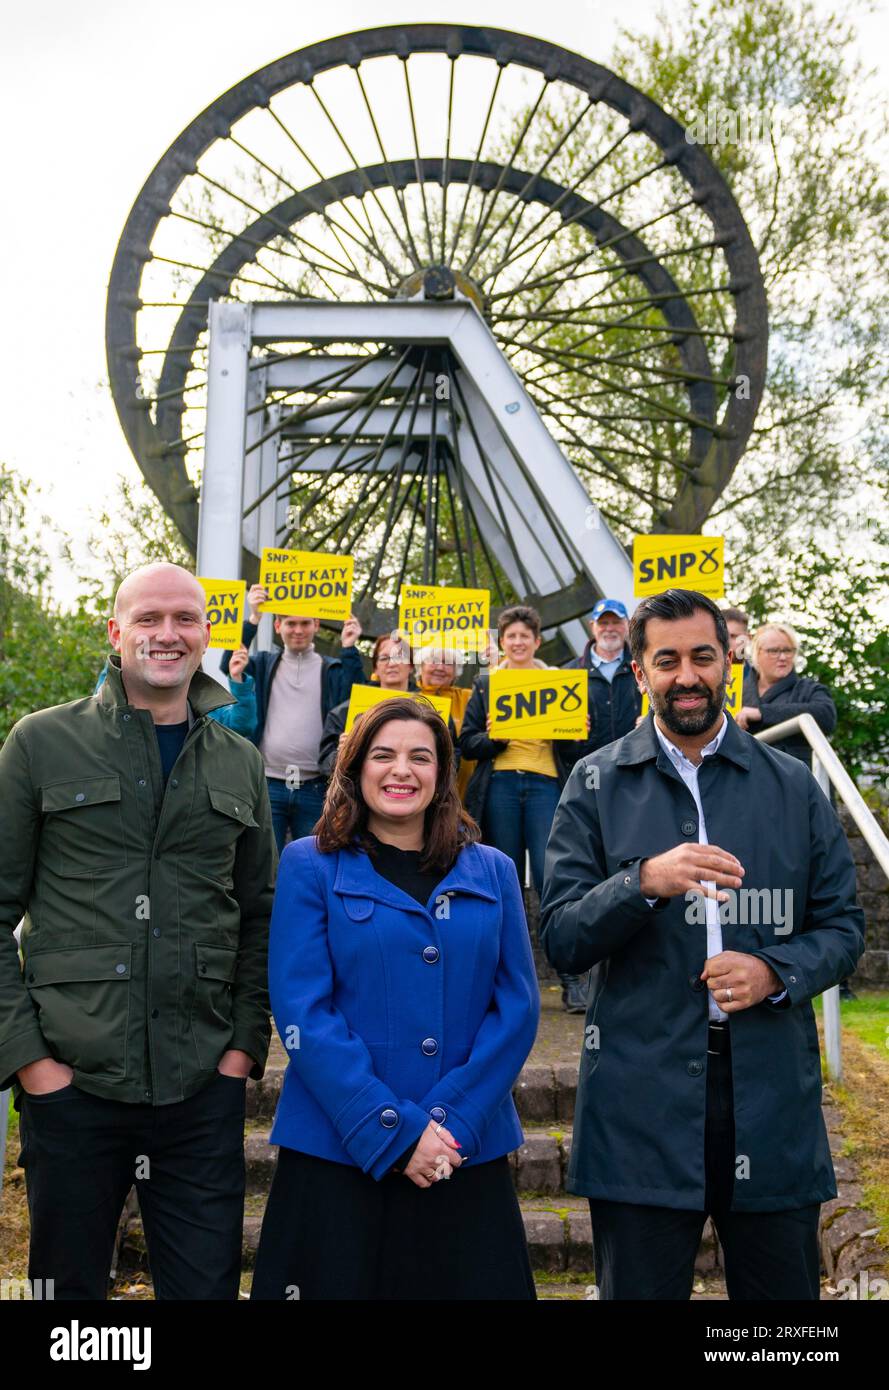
left=755, top=712, right=889, bottom=875
left=754, top=712, right=889, bottom=1082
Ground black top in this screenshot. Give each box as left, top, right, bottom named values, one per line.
left=154, top=720, right=189, bottom=785
left=365, top=831, right=455, bottom=907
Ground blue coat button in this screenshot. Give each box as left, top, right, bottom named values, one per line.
left=380, top=1108, right=398, bottom=1127
left=687, top=1059, right=704, bottom=1076
left=429, top=1106, right=447, bottom=1124
left=421, top=1038, right=439, bottom=1056
left=422, top=945, right=440, bottom=964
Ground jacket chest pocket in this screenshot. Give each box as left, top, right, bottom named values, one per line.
left=190, top=942, right=238, bottom=1070
left=25, top=943, right=132, bottom=1078
left=40, top=776, right=127, bottom=876
left=192, top=786, right=258, bottom=885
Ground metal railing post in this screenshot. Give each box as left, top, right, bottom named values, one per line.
left=813, top=752, right=844, bottom=1082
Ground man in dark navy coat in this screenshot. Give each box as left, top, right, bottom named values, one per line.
left=540, top=589, right=864, bottom=1301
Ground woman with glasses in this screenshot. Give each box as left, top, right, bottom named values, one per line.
left=250, top=696, right=539, bottom=1300
left=735, top=621, right=837, bottom=767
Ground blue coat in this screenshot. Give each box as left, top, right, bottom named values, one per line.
left=268, top=836, right=540, bottom=1180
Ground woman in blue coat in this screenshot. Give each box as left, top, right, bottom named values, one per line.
left=251, top=696, right=540, bottom=1300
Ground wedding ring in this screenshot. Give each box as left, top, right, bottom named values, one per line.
left=725, top=987, right=733, bottom=1003
left=434, top=1123, right=443, bottom=1135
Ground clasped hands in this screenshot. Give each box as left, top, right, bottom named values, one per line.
left=401, top=1120, right=463, bottom=1189
left=639, top=844, right=783, bottom=1012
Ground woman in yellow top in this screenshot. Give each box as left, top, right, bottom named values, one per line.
left=415, top=642, right=476, bottom=802
left=458, top=606, right=591, bottom=1011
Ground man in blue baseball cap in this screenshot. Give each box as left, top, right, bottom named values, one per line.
left=567, top=599, right=641, bottom=752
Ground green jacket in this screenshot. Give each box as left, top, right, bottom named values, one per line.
left=0, top=654, right=277, bottom=1104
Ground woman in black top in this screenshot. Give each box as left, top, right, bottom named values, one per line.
left=736, top=622, right=837, bottom=767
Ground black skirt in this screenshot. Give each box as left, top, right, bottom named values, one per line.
left=250, top=1147, right=536, bottom=1301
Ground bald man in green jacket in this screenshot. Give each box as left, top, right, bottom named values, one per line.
left=0, top=563, right=277, bottom=1299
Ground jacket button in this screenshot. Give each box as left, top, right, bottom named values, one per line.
left=623, top=875, right=632, bottom=886
left=421, top=1038, right=439, bottom=1056
left=687, top=1059, right=704, bottom=1076
left=430, top=1106, right=447, bottom=1124
left=138, top=779, right=147, bottom=787
left=422, top=945, right=440, bottom=964
left=152, top=927, right=161, bottom=938
left=28, top=973, right=35, bottom=983
left=74, top=792, right=86, bottom=803
left=123, top=714, right=131, bottom=722
left=788, top=975, right=797, bottom=984
left=151, top=1009, right=159, bottom=1019
left=681, top=820, right=697, bottom=836
left=115, top=963, right=127, bottom=975
left=170, top=779, right=178, bottom=789
left=199, top=964, right=207, bottom=975
left=689, top=974, right=706, bottom=992
left=380, top=1108, right=398, bottom=1128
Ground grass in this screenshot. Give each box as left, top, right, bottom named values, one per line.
left=819, top=991, right=889, bottom=1254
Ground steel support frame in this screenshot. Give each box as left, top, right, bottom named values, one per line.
left=197, top=297, right=634, bottom=656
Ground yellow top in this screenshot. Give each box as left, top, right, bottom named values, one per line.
left=494, top=738, right=558, bottom=778
left=417, top=682, right=475, bottom=801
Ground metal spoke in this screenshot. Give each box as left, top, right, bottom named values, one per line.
left=265, top=103, right=399, bottom=282
left=439, top=58, right=456, bottom=265
left=226, top=132, right=375, bottom=285
left=446, top=64, right=503, bottom=265
left=462, top=78, right=550, bottom=275
left=477, top=124, right=637, bottom=283
left=307, top=83, right=410, bottom=279
left=353, top=67, right=423, bottom=270
left=402, top=59, right=435, bottom=262
left=469, top=97, right=596, bottom=276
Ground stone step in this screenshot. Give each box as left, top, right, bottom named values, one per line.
left=247, top=1057, right=577, bottom=1127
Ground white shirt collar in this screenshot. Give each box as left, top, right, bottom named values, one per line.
left=653, top=712, right=728, bottom=769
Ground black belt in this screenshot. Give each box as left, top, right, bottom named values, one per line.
left=707, top=1022, right=730, bottom=1056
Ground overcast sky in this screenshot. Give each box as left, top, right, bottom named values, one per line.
left=2, top=0, right=887, bottom=604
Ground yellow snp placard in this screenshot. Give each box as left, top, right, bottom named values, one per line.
left=259, top=548, right=353, bottom=620
left=490, top=669, right=588, bottom=739
left=398, top=585, right=490, bottom=654
left=633, top=535, right=725, bottom=598
left=640, top=663, right=744, bottom=717
left=344, top=685, right=453, bottom=734
left=198, top=578, right=246, bottom=650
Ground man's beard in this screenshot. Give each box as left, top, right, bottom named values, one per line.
left=648, top=675, right=727, bottom=736
left=595, top=633, right=624, bottom=657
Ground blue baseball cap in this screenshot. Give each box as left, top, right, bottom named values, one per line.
left=591, top=598, right=628, bottom=621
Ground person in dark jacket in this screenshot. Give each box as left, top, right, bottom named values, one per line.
left=540, top=588, right=864, bottom=1301
left=460, top=605, right=591, bottom=1013
left=736, top=621, right=837, bottom=767
left=567, top=598, right=641, bottom=752
left=221, top=583, right=366, bottom=852
left=0, top=562, right=277, bottom=1300
left=250, top=696, right=539, bottom=1300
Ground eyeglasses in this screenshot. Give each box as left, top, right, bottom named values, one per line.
left=761, top=647, right=795, bottom=658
